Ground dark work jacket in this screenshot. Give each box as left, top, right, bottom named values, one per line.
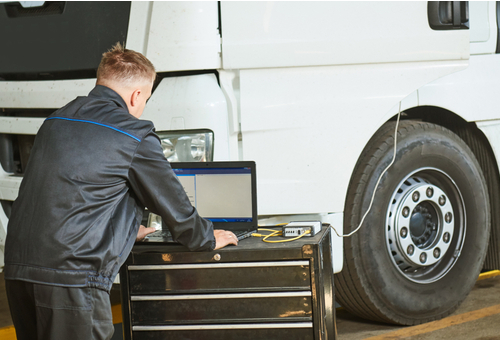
left=4, top=85, right=215, bottom=292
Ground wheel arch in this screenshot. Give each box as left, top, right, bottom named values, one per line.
left=401, top=105, right=500, bottom=271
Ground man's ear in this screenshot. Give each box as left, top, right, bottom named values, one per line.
left=130, top=89, right=141, bottom=108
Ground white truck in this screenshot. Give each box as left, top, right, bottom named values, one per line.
left=1, top=0, right=499, bottom=326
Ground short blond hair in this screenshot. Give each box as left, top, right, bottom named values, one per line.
left=97, top=42, right=156, bottom=86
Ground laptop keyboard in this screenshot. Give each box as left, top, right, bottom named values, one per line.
left=234, top=230, right=254, bottom=241
left=143, top=229, right=254, bottom=243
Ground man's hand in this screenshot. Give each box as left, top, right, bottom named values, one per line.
left=136, top=224, right=156, bottom=241
left=214, top=229, right=238, bottom=250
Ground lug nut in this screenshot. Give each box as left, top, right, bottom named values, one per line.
left=426, top=187, right=434, bottom=198
left=420, top=252, right=427, bottom=263
left=400, top=227, right=408, bottom=238
left=445, top=212, right=453, bottom=224
left=443, top=232, right=450, bottom=243
left=407, top=245, right=415, bottom=256
left=412, top=191, right=420, bottom=202
left=402, top=207, right=410, bottom=218
left=433, top=248, right=441, bottom=259
left=439, top=195, right=446, bottom=206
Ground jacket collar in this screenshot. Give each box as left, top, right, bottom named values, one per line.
left=88, top=85, right=129, bottom=112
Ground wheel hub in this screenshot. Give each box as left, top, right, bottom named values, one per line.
left=387, top=176, right=455, bottom=271
left=410, top=202, right=438, bottom=248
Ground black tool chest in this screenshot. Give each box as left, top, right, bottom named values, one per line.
left=119, top=226, right=336, bottom=340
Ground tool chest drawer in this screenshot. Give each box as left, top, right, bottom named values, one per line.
left=120, top=226, right=336, bottom=340
left=128, top=261, right=311, bottom=294
left=131, top=291, right=313, bottom=324
left=131, top=325, right=315, bottom=340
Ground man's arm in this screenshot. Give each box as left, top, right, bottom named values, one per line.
left=128, top=132, right=237, bottom=250
left=136, top=225, right=238, bottom=249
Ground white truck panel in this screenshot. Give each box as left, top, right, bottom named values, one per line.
left=240, top=60, right=467, bottom=215
left=126, top=1, right=153, bottom=55
left=418, top=54, right=500, bottom=122
left=142, top=74, right=230, bottom=161
left=469, top=1, right=491, bottom=42
left=144, top=1, right=221, bottom=72
left=325, top=213, right=343, bottom=273
left=0, top=169, right=20, bottom=270
left=221, top=2, right=469, bottom=70
left=218, top=70, right=242, bottom=161
left=0, top=173, right=21, bottom=202
left=0, top=117, right=45, bottom=135
left=419, top=53, right=500, bottom=181
left=0, top=79, right=96, bottom=109
left=0, top=204, right=7, bottom=271
left=469, top=1, right=498, bottom=55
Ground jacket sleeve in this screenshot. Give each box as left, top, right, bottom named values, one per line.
left=128, top=131, right=215, bottom=251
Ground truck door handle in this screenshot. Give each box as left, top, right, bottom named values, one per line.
left=428, top=1, right=469, bottom=30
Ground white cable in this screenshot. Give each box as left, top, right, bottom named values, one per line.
left=332, top=103, right=402, bottom=238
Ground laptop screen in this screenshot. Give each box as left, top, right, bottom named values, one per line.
left=170, top=161, right=257, bottom=230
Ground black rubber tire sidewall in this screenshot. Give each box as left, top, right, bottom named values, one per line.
left=341, top=121, right=490, bottom=324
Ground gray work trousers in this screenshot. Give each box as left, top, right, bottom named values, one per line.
left=5, top=279, right=114, bottom=340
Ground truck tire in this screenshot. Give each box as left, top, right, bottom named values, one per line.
left=334, top=120, right=491, bottom=325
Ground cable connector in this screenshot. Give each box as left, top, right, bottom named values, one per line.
left=282, top=221, right=321, bottom=237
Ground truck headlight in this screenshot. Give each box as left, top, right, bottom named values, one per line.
left=156, top=129, right=214, bottom=162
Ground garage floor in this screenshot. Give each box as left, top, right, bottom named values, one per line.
left=336, top=271, right=500, bottom=340
left=1, top=271, right=500, bottom=339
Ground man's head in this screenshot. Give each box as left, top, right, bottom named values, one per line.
left=96, top=42, right=156, bottom=118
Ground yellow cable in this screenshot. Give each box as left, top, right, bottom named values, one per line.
left=251, top=230, right=280, bottom=237
left=252, top=227, right=283, bottom=238
left=252, top=227, right=311, bottom=243
left=262, top=230, right=282, bottom=242
left=258, top=228, right=283, bottom=233
left=258, top=223, right=287, bottom=227
left=263, top=229, right=311, bottom=243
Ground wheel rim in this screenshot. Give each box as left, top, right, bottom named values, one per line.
left=386, top=167, right=466, bottom=284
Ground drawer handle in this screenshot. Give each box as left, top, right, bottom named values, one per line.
left=128, top=260, right=309, bottom=270
left=133, top=322, right=313, bottom=331
left=131, top=291, right=312, bottom=301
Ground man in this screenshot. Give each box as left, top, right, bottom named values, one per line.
left=4, top=43, right=238, bottom=340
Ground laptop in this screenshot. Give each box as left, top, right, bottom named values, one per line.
left=142, top=161, right=258, bottom=244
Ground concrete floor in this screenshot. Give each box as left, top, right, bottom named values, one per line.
left=2, top=271, right=500, bottom=339
left=336, top=274, right=500, bottom=339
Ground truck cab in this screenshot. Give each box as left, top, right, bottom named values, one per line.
left=1, top=1, right=499, bottom=325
